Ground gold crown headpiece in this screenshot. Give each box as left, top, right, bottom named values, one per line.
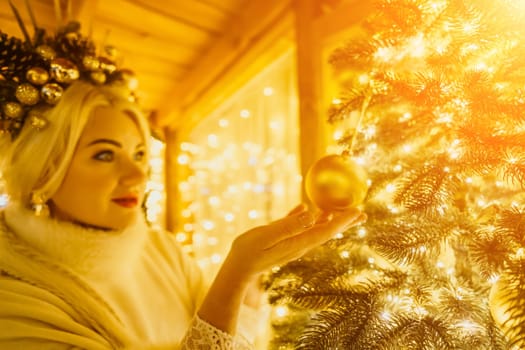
left=0, top=2, right=137, bottom=139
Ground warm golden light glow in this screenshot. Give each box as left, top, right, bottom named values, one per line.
left=145, top=138, right=166, bottom=228
left=178, top=52, right=300, bottom=279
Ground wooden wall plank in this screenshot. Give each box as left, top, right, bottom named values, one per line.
left=195, top=0, right=244, bottom=14
left=95, top=0, right=215, bottom=47
left=0, top=0, right=55, bottom=35
left=129, top=0, right=229, bottom=34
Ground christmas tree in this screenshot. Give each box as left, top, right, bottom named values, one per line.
left=265, top=0, right=525, bottom=348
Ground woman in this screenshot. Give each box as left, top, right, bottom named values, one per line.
left=0, top=81, right=366, bottom=349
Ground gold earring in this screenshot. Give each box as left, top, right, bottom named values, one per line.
left=30, top=192, right=49, bottom=217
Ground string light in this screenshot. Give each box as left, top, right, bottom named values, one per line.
left=218, top=119, right=229, bottom=128
left=177, top=154, right=190, bottom=165
left=145, top=138, right=166, bottom=228
left=263, top=87, right=274, bottom=96
left=358, top=74, right=370, bottom=85
left=211, top=253, right=222, bottom=264
left=399, top=112, right=412, bottom=122
left=240, top=109, right=251, bottom=118
left=178, top=52, right=300, bottom=282
left=274, top=305, right=289, bottom=318
left=0, top=193, right=8, bottom=208
left=333, top=129, right=344, bottom=141
left=248, top=210, right=260, bottom=219
left=175, top=233, right=187, bottom=242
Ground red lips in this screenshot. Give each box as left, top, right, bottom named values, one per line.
left=112, top=195, right=139, bottom=208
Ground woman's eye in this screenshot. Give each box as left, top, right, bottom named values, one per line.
left=134, top=150, right=146, bottom=161
left=93, top=150, right=114, bottom=162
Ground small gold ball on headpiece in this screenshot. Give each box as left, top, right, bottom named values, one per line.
left=2, top=102, right=24, bottom=119
left=41, top=83, right=64, bottom=104
left=99, top=57, right=117, bottom=74
left=15, top=83, right=40, bottom=106
left=27, top=110, right=49, bottom=130
left=90, top=70, right=107, bottom=85
left=82, top=56, right=100, bottom=71
left=13, top=121, right=22, bottom=130
left=35, top=45, right=56, bottom=61
left=50, top=58, right=80, bottom=84
left=26, top=67, right=50, bottom=85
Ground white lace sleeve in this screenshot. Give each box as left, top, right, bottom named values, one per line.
left=180, top=315, right=253, bottom=350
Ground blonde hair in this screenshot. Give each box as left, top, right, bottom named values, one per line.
left=0, top=81, right=150, bottom=205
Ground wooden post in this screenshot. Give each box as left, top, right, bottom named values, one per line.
left=294, top=0, right=328, bottom=203
left=164, top=127, right=182, bottom=233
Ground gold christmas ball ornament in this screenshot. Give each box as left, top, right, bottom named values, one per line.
left=41, top=83, right=64, bottom=104
left=489, top=273, right=525, bottom=347
left=305, top=154, right=369, bottom=211
left=15, top=83, right=40, bottom=105
left=35, top=45, right=56, bottom=61
left=26, top=67, right=50, bottom=85
left=2, top=101, right=24, bottom=119
left=50, top=58, right=80, bottom=83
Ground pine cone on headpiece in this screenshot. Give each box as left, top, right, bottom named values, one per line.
left=52, top=22, right=96, bottom=67
left=0, top=32, right=38, bottom=81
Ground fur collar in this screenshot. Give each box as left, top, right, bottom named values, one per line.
left=3, top=202, right=148, bottom=281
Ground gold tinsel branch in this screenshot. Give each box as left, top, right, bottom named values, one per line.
left=372, top=315, right=458, bottom=349
left=497, top=207, right=525, bottom=244
left=296, top=302, right=373, bottom=350
left=493, top=259, right=525, bottom=349
left=468, top=227, right=513, bottom=278
left=367, top=219, right=446, bottom=264
left=394, top=158, right=462, bottom=215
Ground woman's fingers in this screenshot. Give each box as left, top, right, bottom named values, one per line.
left=319, top=208, right=366, bottom=234
left=269, top=208, right=366, bottom=254
left=287, top=203, right=307, bottom=216
left=265, top=207, right=365, bottom=251
left=258, top=209, right=315, bottom=248
left=315, top=211, right=333, bottom=224
left=229, top=204, right=367, bottom=277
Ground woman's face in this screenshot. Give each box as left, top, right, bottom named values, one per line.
left=50, top=106, right=148, bottom=230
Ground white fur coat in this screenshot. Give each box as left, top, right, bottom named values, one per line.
left=0, top=203, right=206, bottom=349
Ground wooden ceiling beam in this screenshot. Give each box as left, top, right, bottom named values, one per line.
left=158, top=0, right=293, bottom=129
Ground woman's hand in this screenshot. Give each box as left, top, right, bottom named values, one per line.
left=197, top=204, right=366, bottom=334
left=224, top=204, right=367, bottom=282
